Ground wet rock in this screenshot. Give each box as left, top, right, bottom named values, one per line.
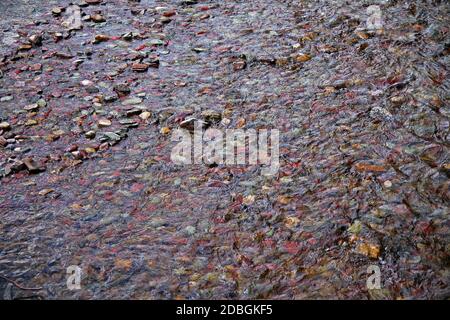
left=93, top=34, right=110, bottom=44
left=295, top=53, right=312, bottom=62
left=119, top=119, right=139, bottom=128
left=37, top=99, right=47, bottom=108
left=139, top=111, right=152, bottom=120
left=0, top=122, right=11, bottom=131
left=160, top=127, right=171, bottom=135
left=125, top=109, right=142, bottom=117
left=132, top=63, right=149, bottom=72
left=179, top=118, right=206, bottom=132
left=29, top=34, right=42, bottom=46
left=104, top=95, right=118, bottom=103
left=185, top=226, right=196, bottom=236
left=25, top=119, right=38, bottom=126
left=122, top=97, right=142, bottom=105
left=0, top=136, right=7, bottom=147
left=370, top=107, right=393, bottom=121
left=86, top=86, right=99, bottom=94
left=201, top=109, right=222, bottom=123
left=85, top=130, right=96, bottom=139
left=99, top=132, right=121, bottom=143
left=86, top=0, right=102, bottom=5
left=98, top=119, right=112, bottom=127
left=23, top=157, right=45, bottom=173
left=52, top=7, right=63, bottom=16
left=1, top=96, right=14, bottom=102
left=113, top=84, right=131, bottom=97
left=91, top=14, right=106, bottom=23
left=357, top=242, right=381, bottom=259
left=24, top=103, right=39, bottom=112
left=390, top=95, right=406, bottom=106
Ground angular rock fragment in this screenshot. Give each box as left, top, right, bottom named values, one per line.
left=23, top=157, right=45, bottom=173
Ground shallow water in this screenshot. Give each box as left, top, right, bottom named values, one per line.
left=0, top=0, right=448, bottom=299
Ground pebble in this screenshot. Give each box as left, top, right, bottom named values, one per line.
left=51, top=7, right=62, bottom=16
left=122, top=97, right=142, bottom=105
left=160, top=127, right=171, bottom=134
left=93, top=34, right=110, bottom=43
left=37, top=99, right=47, bottom=108
left=23, top=157, right=44, bottom=173
left=91, top=14, right=106, bottom=23
left=0, top=136, right=7, bottom=147
left=295, top=53, right=312, bottom=62
left=201, top=109, right=222, bottom=123
left=86, top=0, right=102, bottom=5
left=357, top=242, right=381, bottom=259
left=24, top=103, right=39, bottom=112
left=25, top=119, right=38, bottom=126
left=81, top=79, right=94, bottom=86
left=0, top=122, right=11, bottom=130
left=1, top=96, right=13, bottom=102
left=113, top=84, right=130, bottom=96
left=131, top=63, right=149, bottom=72
left=98, top=119, right=112, bottom=127
left=85, top=130, right=96, bottom=139
left=139, top=111, right=152, bottom=120
left=185, top=226, right=196, bottom=236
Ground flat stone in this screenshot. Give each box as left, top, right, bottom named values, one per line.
left=24, top=104, right=39, bottom=112
left=122, top=97, right=142, bottom=106
left=98, top=119, right=112, bottom=127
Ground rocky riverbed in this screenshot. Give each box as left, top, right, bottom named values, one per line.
left=0, top=0, right=449, bottom=299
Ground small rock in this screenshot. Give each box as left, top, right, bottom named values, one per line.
left=38, top=189, right=54, bottom=196
left=91, top=14, right=105, bottom=23
left=104, top=95, right=118, bottom=103
left=25, top=119, right=38, bottom=126
left=125, top=109, right=142, bottom=117
left=390, top=95, right=406, bottom=105
left=139, top=111, right=152, bottom=120
left=0, top=136, right=7, bottom=147
left=185, top=225, right=196, bottom=236
left=29, top=34, right=42, bottom=46
left=113, top=84, right=130, bottom=96
left=37, top=99, right=47, bottom=108
left=23, top=157, right=44, bottom=173
left=355, top=163, right=387, bottom=173
left=0, top=122, right=11, bottom=130
left=0, top=96, right=13, bottom=102
left=131, top=63, right=149, bottom=72
left=98, top=119, right=112, bottom=127
left=52, top=7, right=63, bottom=16
left=285, top=216, right=300, bottom=229
left=348, top=220, right=362, bottom=234
left=85, top=130, right=96, bottom=139
left=295, top=53, right=312, bottom=62
left=370, top=107, right=393, bottom=121
left=201, top=109, right=222, bottom=123
left=122, top=97, right=142, bottom=105
left=180, top=118, right=206, bottom=131
left=357, top=242, right=381, bottom=259
left=160, top=127, right=171, bottom=134
left=86, top=0, right=102, bottom=4
left=81, top=79, right=94, bottom=86
left=121, top=32, right=133, bottom=41
left=93, top=34, right=110, bottom=43
left=24, top=103, right=39, bottom=112
left=119, top=119, right=138, bottom=127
